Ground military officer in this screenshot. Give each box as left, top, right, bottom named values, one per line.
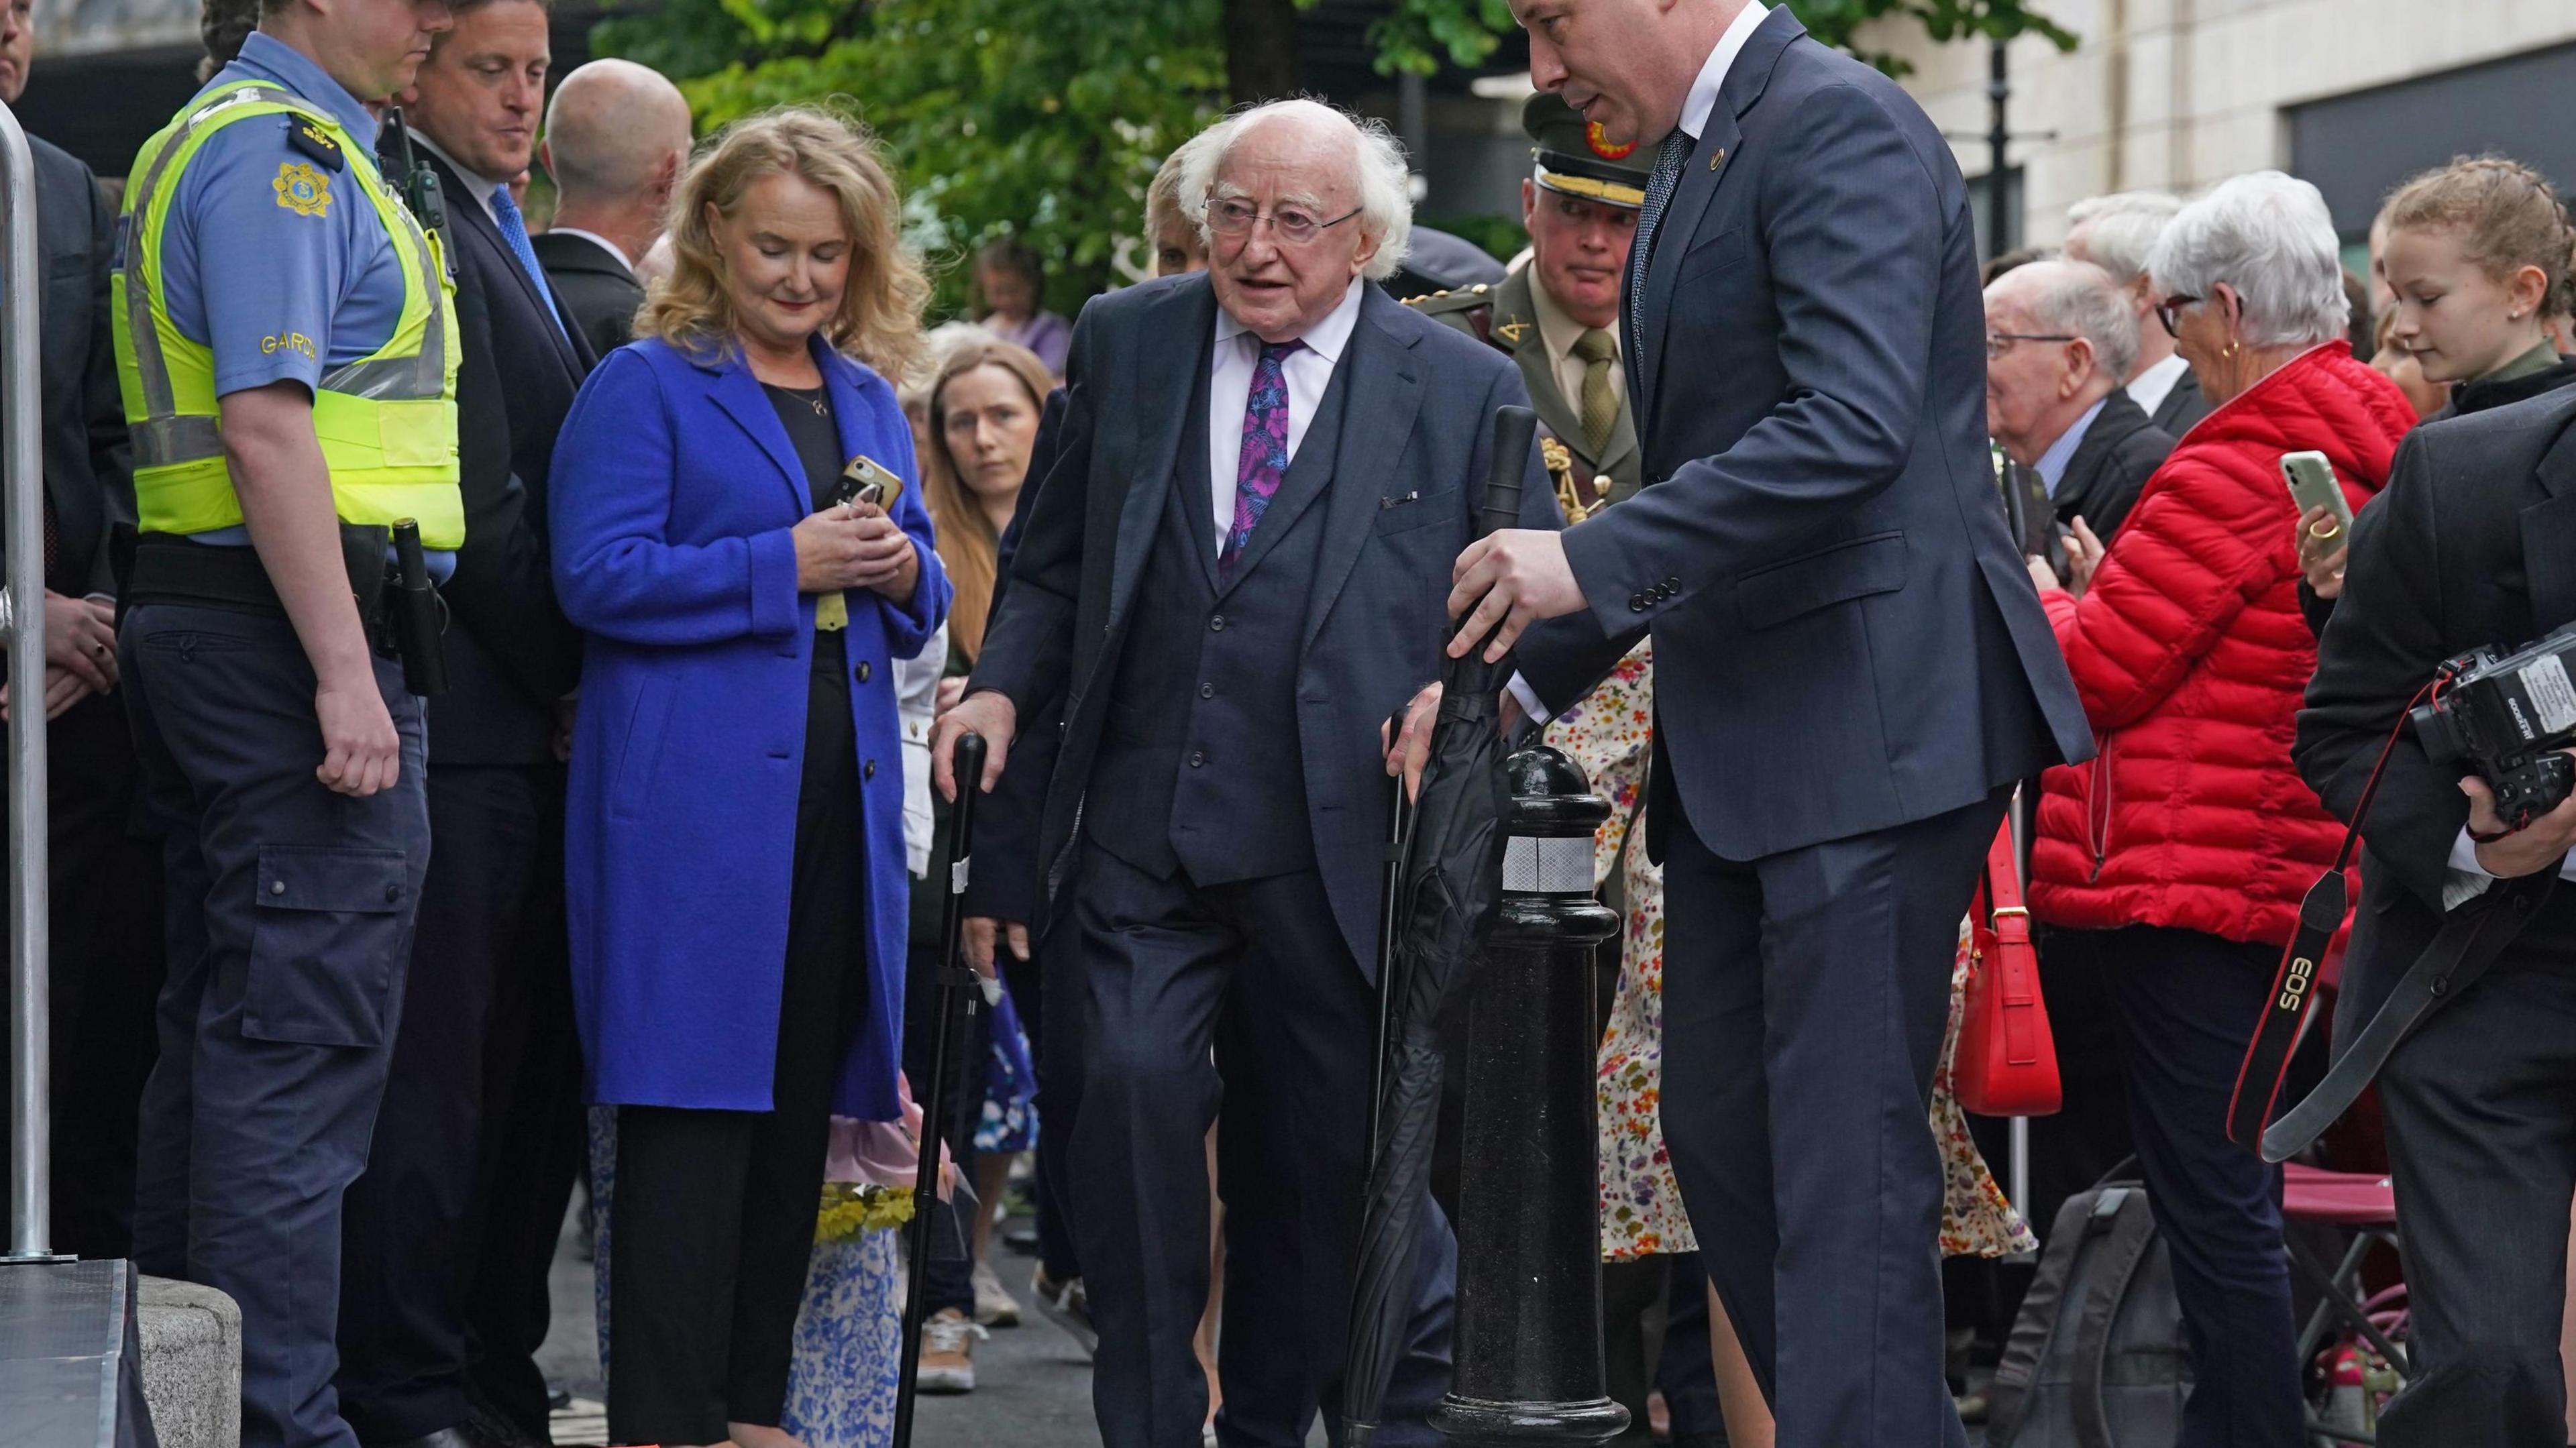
left=109, top=0, right=458, bottom=1442
left=1409, top=93, right=1646, bottom=518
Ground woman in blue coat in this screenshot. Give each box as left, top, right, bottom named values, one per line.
left=549, top=108, right=948, bottom=1448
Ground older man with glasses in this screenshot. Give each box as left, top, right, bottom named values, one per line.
left=1984, top=257, right=2178, bottom=546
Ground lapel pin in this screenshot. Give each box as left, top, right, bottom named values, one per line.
left=1710, top=149, right=1726, bottom=171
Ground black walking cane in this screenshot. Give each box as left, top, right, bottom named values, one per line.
left=892, top=731, right=986, bottom=1448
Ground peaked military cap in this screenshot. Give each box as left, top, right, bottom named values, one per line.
left=1524, top=92, right=1649, bottom=211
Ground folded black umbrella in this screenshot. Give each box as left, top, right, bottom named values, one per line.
left=1343, top=406, right=1534, bottom=1445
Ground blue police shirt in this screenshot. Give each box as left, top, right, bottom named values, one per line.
left=159, top=32, right=406, bottom=400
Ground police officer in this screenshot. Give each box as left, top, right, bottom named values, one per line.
left=110, top=0, right=458, bottom=1441
left=1408, top=93, right=1646, bottom=518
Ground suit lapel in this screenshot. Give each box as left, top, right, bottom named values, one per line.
left=2524, top=418, right=2576, bottom=632
left=1108, top=279, right=1217, bottom=626
left=429, top=150, right=584, bottom=377
left=1638, top=8, right=1804, bottom=413
left=1303, top=290, right=1425, bottom=655
left=698, top=351, right=813, bottom=517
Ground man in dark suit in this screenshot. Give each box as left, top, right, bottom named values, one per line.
left=336, top=3, right=590, bottom=1443
left=2064, top=190, right=2214, bottom=437
left=0, top=5, right=166, bottom=1264
left=1436, top=4, right=2091, bottom=1443
left=2297, top=390, right=2576, bottom=1446
left=935, top=101, right=1556, bottom=1447
left=1984, top=258, right=2175, bottom=543
left=532, top=57, right=690, bottom=357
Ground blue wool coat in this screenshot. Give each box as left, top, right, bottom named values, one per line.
left=550, top=333, right=949, bottom=1119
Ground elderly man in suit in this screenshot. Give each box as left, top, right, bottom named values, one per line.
left=1411, top=93, right=1646, bottom=514
left=2065, top=191, right=2215, bottom=437
left=533, top=58, right=691, bottom=357
left=1984, top=258, right=2176, bottom=543
left=934, top=99, right=1556, bottom=1448
left=1425, top=3, right=2091, bottom=1444
left=335, top=3, right=593, bottom=1443
left=0, top=0, right=167, bottom=1264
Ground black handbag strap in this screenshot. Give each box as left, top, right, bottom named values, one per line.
left=2070, top=1186, right=2159, bottom=1448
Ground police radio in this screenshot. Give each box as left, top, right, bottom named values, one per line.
left=378, top=108, right=450, bottom=254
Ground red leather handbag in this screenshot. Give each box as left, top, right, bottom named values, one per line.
left=1955, top=819, right=2063, bottom=1117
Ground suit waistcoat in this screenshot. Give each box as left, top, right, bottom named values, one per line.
left=1084, top=345, right=1353, bottom=885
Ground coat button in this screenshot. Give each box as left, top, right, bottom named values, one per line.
left=384, top=884, right=400, bottom=903
left=1189, top=750, right=1207, bottom=768
left=1629, top=594, right=1647, bottom=612
left=270, top=880, right=286, bottom=896
left=1199, top=682, right=1214, bottom=699
left=1209, top=614, right=1226, bottom=632
left=855, top=661, right=872, bottom=683
left=1664, top=575, right=1680, bottom=589
left=864, top=760, right=877, bottom=780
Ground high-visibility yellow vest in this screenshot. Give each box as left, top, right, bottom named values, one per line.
left=112, top=80, right=464, bottom=549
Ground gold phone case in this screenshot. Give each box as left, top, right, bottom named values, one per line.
left=841, top=454, right=906, bottom=509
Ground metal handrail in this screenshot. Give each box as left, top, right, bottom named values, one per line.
left=0, top=97, right=53, bottom=1263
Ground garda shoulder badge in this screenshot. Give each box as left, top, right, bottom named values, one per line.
left=273, top=161, right=331, bottom=219
left=286, top=116, right=345, bottom=172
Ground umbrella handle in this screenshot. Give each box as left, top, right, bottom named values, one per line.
left=1370, top=710, right=1416, bottom=1163
left=1478, top=405, right=1537, bottom=541
left=893, top=731, right=985, bottom=1448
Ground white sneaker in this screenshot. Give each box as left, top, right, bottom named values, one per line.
left=917, top=1307, right=986, bottom=1393
left=1032, top=1266, right=1099, bottom=1358
left=971, top=1258, right=1022, bottom=1327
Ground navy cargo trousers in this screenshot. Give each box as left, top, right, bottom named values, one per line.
left=122, top=602, right=431, bottom=1448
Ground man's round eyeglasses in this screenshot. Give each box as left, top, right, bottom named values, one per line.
left=1208, top=198, right=1364, bottom=246
left=1986, top=333, right=2076, bottom=360
left=2155, top=294, right=2203, bottom=338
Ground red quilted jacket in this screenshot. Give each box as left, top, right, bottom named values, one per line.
left=2028, top=343, right=2418, bottom=948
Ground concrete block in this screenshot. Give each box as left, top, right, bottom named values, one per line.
left=138, top=1276, right=240, bottom=1448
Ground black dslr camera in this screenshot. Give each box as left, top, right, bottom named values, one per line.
left=2409, top=622, right=2576, bottom=830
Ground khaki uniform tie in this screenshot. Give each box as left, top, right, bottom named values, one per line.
left=1572, top=328, right=1619, bottom=461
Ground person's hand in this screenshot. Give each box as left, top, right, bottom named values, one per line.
left=1448, top=530, right=1586, bottom=663
left=315, top=677, right=401, bottom=796
left=935, top=674, right=969, bottom=714
left=2464, top=756, right=2576, bottom=877
left=845, top=502, right=922, bottom=601
left=792, top=504, right=878, bottom=593
left=2065, top=516, right=2106, bottom=598
left=2464, top=752, right=2576, bottom=878
left=2026, top=553, right=2062, bottom=594
left=931, top=688, right=1015, bottom=801
left=40, top=592, right=117, bottom=694
left=0, top=667, right=95, bottom=724
left=962, top=916, right=1030, bottom=980
left=1384, top=682, right=1441, bottom=801
left=2296, top=503, right=2349, bottom=601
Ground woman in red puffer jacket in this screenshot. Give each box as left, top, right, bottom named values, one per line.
left=2025, top=172, right=2420, bottom=1448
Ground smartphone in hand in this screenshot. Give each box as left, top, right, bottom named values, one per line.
left=2280, top=451, right=2353, bottom=533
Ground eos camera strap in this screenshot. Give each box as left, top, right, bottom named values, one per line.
left=2226, top=681, right=2561, bottom=1162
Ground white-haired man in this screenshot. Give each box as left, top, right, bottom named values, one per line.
left=1984, top=257, right=2175, bottom=542
left=2065, top=190, right=2213, bottom=435
left=533, top=58, right=691, bottom=355
left=933, top=99, right=1556, bottom=1447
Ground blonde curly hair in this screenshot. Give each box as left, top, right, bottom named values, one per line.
left=643, top=106, right=930, bottom=380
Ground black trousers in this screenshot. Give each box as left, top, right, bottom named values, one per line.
left=1069, top=846, right=1453, bottom=1448
left=335, top=763, right=568, bottom=1443
left=2095, top=924, right=2303, bottom=1448
left=1657, top=787, right=2006, bottom=1448
left=2375, top=900, right=2576, bottom=1448
left=0, top=687, right=166, bottom=1262
left=606, top=648, right=869, bottom=1444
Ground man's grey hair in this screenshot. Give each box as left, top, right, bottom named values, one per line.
left=2064, top=190, right=2184, bottom=289
left=1992, top=258, right=2141, bottom=382
left=1176, top=99, right=1413, bottom=281
left=2149, top=172, right=2350, bottom=349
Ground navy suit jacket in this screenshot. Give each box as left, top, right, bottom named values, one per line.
left=971, top=276, right=1558, bottom=967
left=1516, top=9, right=2090, bottom=860
left=28, top=137, right=128, bottom=598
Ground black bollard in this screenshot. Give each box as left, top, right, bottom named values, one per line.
left=1434, top=744, right=1628, bottom=1447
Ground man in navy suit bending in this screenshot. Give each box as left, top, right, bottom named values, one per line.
left=936, top=101, right=1557, bottom=1448
left=1410, top=3, right=2092, bottom=1444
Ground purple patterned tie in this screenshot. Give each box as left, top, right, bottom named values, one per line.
left=1220, top=338, right=1303, bottom=581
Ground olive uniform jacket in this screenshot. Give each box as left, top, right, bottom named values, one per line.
left=1408, top=265, right=1640, bottom=509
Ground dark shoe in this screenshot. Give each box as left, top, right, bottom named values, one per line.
left=372, top=1429, right=490, bottom=1448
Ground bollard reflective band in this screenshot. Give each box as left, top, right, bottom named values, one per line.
left=1503, top=834, right=1593, bottom=893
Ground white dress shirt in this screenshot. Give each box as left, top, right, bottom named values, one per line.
left=2127, top=353, right=2193, bottom=423
left=1206, top=278, right=1366, bottom=547
left=407, top=132, right=503, bottom=224
left=1676, top=1, right=1772, bottom=142
left=545, top=225, right=637, bottom=277
left=1509, top=2, right=1768, bottom=729
left=2443, top=827, right=2576, bottom=911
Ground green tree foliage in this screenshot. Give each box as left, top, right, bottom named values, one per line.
left=588, top=0, right=2068, bottom=319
